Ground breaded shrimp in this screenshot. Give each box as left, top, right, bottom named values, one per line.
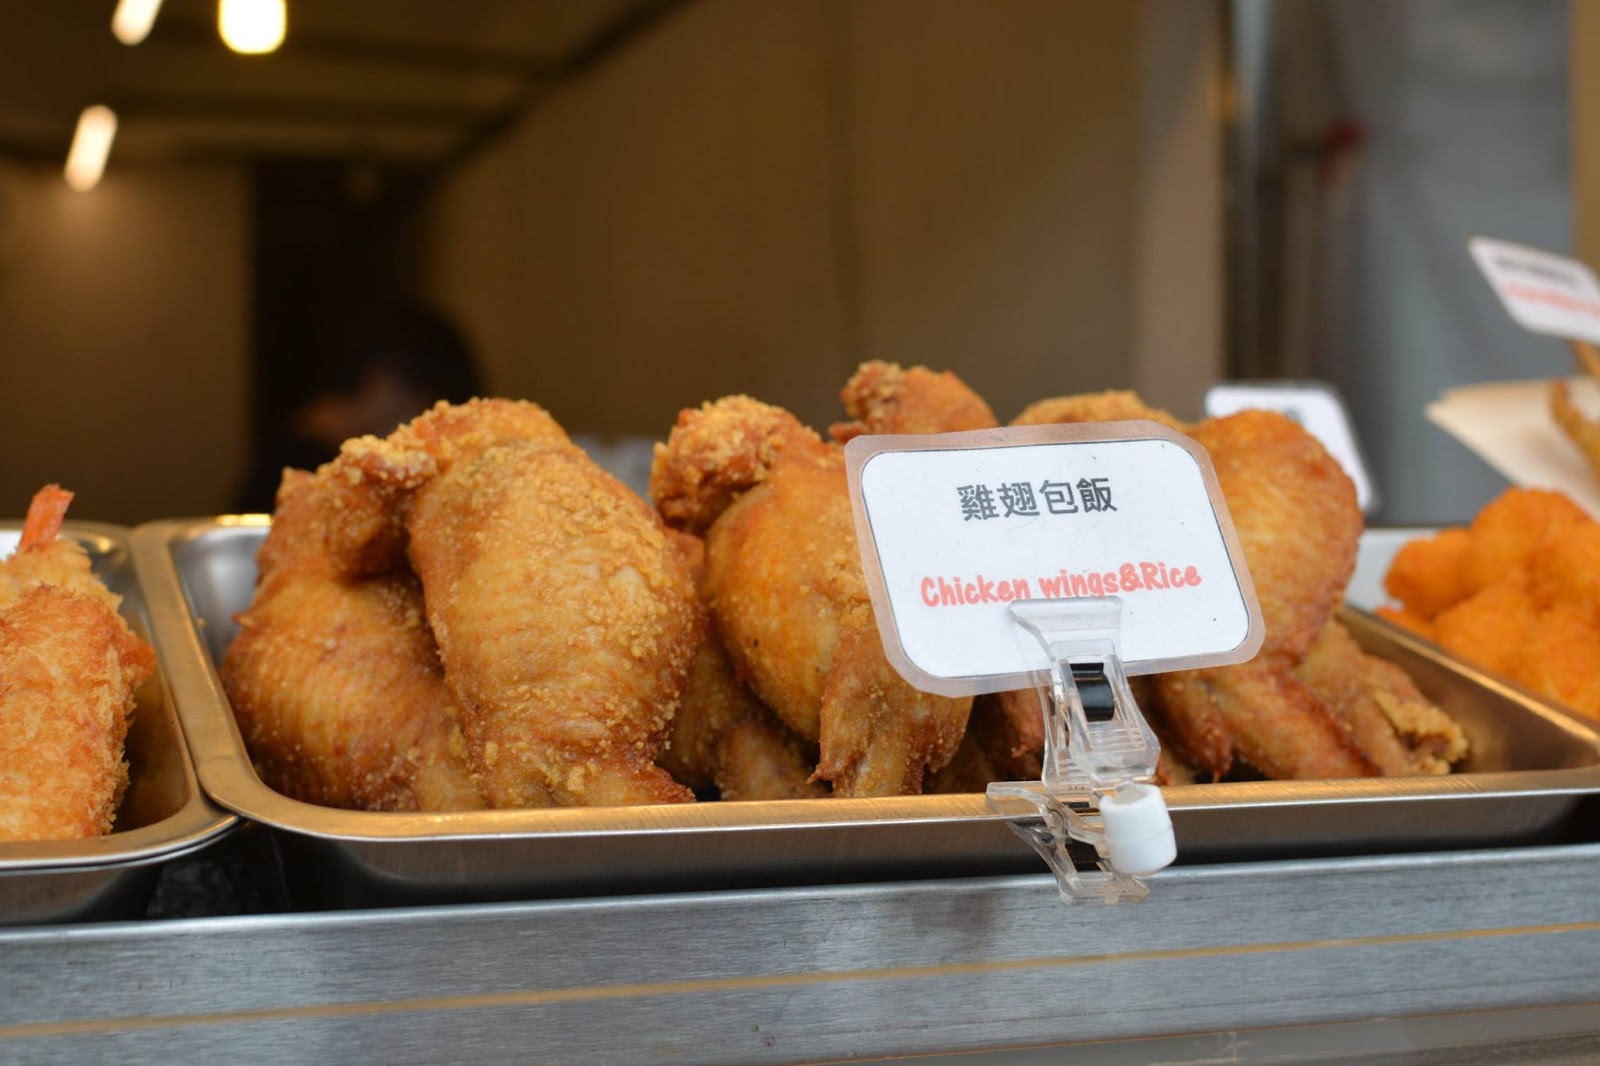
left=0, top=487, right=154, bottom=841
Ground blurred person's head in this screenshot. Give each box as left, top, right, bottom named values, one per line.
left=297, top=302, right=482, bottom=446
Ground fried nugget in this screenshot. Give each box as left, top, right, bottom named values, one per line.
left=1463, top=488, right=1589, bottom=594
left=1527, top=521, right=1600, bottom=615
left=1516, top=603, right=1600, bottom=722
left=1431, top=580, right=1542, bottom=679
left=1383, top=527, right=1472, bottom=621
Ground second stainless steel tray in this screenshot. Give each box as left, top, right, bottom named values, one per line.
left=134, top=518, right=1600, bottom=907
left=0, top=523, right=237, bottom=925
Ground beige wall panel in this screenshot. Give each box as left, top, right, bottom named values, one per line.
left=848, top=0, right=1141, bottom=424
left=1131, top=0, right=1224, bottom=419
left=428, top=0, right=845, bottom=436
left=0, top=164, right=248, bottom=523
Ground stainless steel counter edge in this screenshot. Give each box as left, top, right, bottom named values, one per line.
left=3, top=841, right=1599, bottom=1065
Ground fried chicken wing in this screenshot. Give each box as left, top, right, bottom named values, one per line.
left=1151, top=411, right=1375, bottom=779
left=1011, top=391, right=1184, bottom=430
left=319, top=400, right=701, bottom=808
left=830, top=361, right=999, bottom=442
left=0, top=487, right=154, bottom=842
left=221, top=470, right=483, bottom=812
left=659, top=532, right=825, bottom=801
left=1296, top=620, right=1467, bottom=775
left=652, top=363, right=992, bottom=796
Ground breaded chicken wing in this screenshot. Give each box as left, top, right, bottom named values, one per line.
left=317, top=400, right=701, bottom=808
left=830, top=361, right=999, bottom=442
left=1295, top=620, right=1467, bottom=775
left=0, top=487, right=154, bottom=842
left=1154, top=411, right=1375, bottom=779
left=659, top=532, right=825, bottom=801
left=652, top=363, right=992, bottom=796
left=222, top=470, right=483, bottom=812
left=1011, top=391, right=1184, bottom=430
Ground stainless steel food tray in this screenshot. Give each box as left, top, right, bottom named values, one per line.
left=0, top=523, right=236, bottom=925
left=132, top=518, right=1600, bottom=908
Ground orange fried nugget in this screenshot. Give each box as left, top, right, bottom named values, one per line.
left=1463, top=488, right=1589, bottom=594
left=1375, top=605, right=1435, bottom=640
left=1383, top=528, right=1472, bottom=620
left=1516, top=603, right=1600, bottom=722
left=1431, top=580, right=1541, bottom=679
left=1527, top=520, right=1600, bottom=615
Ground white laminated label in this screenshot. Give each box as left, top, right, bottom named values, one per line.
left=1204, top=380, right=1378, bottom=514
left=0, top=531, right=17, bottom=560
left=845, top=422, right=1264, bottom=696
left=1468, top=237, right=1600, bottom=346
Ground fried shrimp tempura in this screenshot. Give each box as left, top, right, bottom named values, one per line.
left=222, top=471, right=483, bottom=812
left=1550, top=342, right=1600, bottom=484
left=0, top=486, right=154, bottom=842
left=317, top=400, right=702, bottom=808
left=1549, top=379, right=1600, bottom=485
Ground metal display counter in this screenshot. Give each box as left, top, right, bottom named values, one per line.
left=4, top=839, right=1599, bottom=1065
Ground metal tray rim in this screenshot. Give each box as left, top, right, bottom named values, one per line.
left=134, top=517, right=1600, bottom=849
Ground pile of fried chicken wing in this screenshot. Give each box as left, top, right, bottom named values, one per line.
left=221, top=364, right=1468, bottom=811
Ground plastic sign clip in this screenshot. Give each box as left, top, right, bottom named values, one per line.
left=986, top=597, right=1176, bottom=903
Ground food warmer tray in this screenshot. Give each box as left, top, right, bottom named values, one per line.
left=0, top=523, right=236, bottom=925
left=2, top=841, right=1598, bottom=1064
left=132, top=518, right=1600, bottom=908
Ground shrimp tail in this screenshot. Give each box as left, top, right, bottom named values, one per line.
left=19, top=484, right=73, bottom=550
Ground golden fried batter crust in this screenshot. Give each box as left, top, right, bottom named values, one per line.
left=222, top=470, right=483, bottom=812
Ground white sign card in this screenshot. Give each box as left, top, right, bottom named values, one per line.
left=1204, top=380, right=1378, bottom=514
left=0, top=531, right=17, bottom=560
left=845, top=422, right=1264, bottom=697
left=1468, top=237, right=1600, bottom=346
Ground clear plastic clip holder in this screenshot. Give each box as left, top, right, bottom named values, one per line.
left=986, top=597, right=1176, bottom=904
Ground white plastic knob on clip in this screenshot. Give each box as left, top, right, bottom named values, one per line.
left=1097, top=783, right=1176, bottom=877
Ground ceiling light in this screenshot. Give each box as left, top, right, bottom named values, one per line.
left=64, top=106, right=117, bottom=192
left=111, top=0, right=164, bottom=45
left=218, top=0, right=286, bottom=55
